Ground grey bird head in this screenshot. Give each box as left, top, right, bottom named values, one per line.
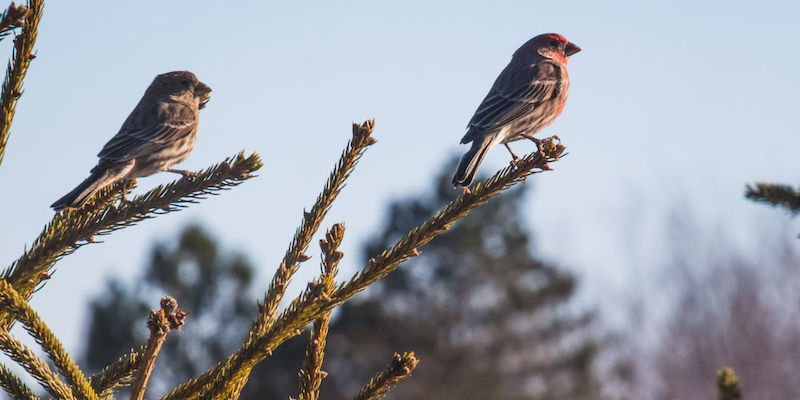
left=146, top=70, right=212, bottom=108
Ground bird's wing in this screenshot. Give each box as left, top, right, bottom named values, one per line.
left=98, top=102, right=197, bottom=162
left=461, top=63, right=559, bottom=143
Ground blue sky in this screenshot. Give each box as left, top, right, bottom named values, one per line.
left=0, top=0, right=798, bottom=355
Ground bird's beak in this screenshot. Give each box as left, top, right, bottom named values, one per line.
left=565, top=41, right=581, bottom=57
left=196, top=81, right=212, bottom=109
left=196, top=81, right=212, bottom=95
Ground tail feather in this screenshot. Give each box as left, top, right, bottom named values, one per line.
left=51, top=169, right=117, bottom=210
left=452, top=135, right=497, bottom=187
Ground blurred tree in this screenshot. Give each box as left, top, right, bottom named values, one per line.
left=84, top=224, right=306, bottom=397
left=652, top=228, right=800, bottom=400
left=319, top=158, right=601, bottom=400
left=84, top=158, right=603, bottom=399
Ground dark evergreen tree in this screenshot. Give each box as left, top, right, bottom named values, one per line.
left=319, top=158, right=601, bottom=400
left=83, top=225, right=306, bottom=397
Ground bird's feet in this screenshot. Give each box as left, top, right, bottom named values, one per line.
left=503, top=143, right=520, bottom=168
left=522, top=135, right=545, bottom=154
left=167, top=169, right=199, bottom=178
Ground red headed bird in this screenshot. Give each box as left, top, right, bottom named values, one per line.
left=453, top=33, right=580, bottom=186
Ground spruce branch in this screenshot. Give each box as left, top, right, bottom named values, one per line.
left=88, top=347, right=143, bottom=399
left=251, top=121, right=374, bottom=338
left=352, top=352, right=418, bottom=400
left=130, top=297, right=187, bottom=400
left=0, top=362, right=39, bottom=400
left=0, top=0, right=42, bottom=168
left=716, top=367, right=742, bottom=400
left=215, top=122, right=374, bottom=399
left=0, top=332, right=74, bottom=399
left=158, top=137, right=565, bottom=400
left=295, top=223, right=345, bottom=400
left=0, top=279, right=97, bottom=400
left=0, top=3, right=30, bottom=40
left=745, top=182, right=800, bottom=215
left=1, top=152, right=262, bottom=330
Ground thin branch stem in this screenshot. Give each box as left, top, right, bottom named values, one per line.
left=0, top=332, right=74, bottom=399
left=352, top=352, right=418, bottom=400
left=158, top=137, right=565, bottom=400
left=296, top=223, right=344, bottom=400
left=0, top=152, right=262, bottom=331
left=129, top=297, right=187, bottom=400
left=0, top=279, right=97, bottom=399
left=0, top=0, right=43, bottom=167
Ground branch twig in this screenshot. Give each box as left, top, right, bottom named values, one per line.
left=0, top=362, right=39, bottom=400
left=296, top=223, right=344, bottom=400
left=0, top=3, right=30, bottom=40
left=0, top=279, right=97, bottom=399
left=0, top=0, right=43, bottom=167
left=0, top=332, right=74, bottom=399
left=130, top=297, right=187, bottom=400
left=353, top=352, right=418, bottom=400
left=716, top=367, right=742, bottom=400
left=0, top=152, right=262, bottom=331
left=745, top=182, right=800, bottom=215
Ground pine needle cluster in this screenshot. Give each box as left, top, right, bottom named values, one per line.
left=746, top=182, right=800, bottom=215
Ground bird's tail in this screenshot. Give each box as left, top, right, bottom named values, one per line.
left=452, top=134, right=497, bottom=187
left=51, top=169, right=118, bottom=210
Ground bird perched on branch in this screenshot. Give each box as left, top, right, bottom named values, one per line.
left=51, top=71, right=212, bottom=210
left=452, top=33, right=580, bottom=187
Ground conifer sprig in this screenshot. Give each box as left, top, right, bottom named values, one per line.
left=1, top=152, right=262, bottom=329
left=251, top=121, right=375, bottom=338
left=745, top=182, right=800, bottom=215
left=130, top=297, right=187, bottom=400
left=0, top=332, right=74, bottom=399
left=0, top=362, right=39, bottom=400
left=88, top=347, right=143, bottom=398
left=0, top=279, right=97, bottom=400
left=211, top=122, right=373, bottom=399
left=0, top=0, right=42, bottom=167
left=352, top=352, right=418, bottom=400
left=295, top=223, right=344, bottom=400
left=157, top=137, right=565, bottom=400
left=716, top=367, right=742, bottom=400
left=0, top=3, right=30, bottom=40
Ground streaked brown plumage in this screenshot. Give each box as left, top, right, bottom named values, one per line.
left=51, top=71, right=211, bottom=210
left=453, top=33, right=580, bottom=186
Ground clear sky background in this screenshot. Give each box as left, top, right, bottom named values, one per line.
left=0, top=0, right=798, bottom=357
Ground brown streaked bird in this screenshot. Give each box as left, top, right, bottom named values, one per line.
left=453, top=33, right=580, bottom=187
left=51, top=71, right=211, bottom=210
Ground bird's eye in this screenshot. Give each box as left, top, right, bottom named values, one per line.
left=181, top=80, right=191, bottom=87
left=550, top=40, right=562, bottom=47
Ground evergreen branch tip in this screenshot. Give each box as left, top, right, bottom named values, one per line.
left=353, top=352, right=418, bottom=400
left=130, top=297, right=187, bottom=400
left=716, top=367, right=742, bottom=400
